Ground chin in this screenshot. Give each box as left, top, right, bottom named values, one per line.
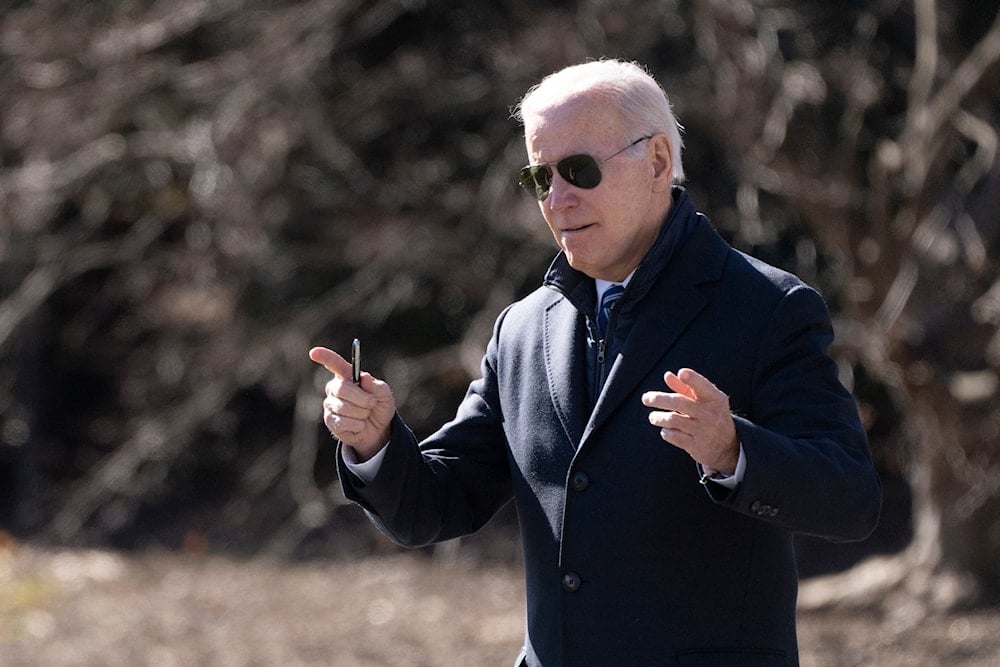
left=565, top=256, right=593, bottom=276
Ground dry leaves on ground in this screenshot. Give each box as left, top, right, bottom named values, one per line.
left=2, top=542, right=999, bottom=666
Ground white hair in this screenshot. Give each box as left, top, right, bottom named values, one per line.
left=513, top=59, right=685, bottom=183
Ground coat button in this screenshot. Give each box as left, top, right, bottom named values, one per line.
left=751, top=500, right=779, bottom=517
left=570, top=471, right=590, bottom=492
left=562, top=572, right=582, bottom=592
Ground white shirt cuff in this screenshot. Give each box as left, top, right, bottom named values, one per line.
left=699, top=444, right=746, bottom=490
left=342, top=442, right=389, bottom=484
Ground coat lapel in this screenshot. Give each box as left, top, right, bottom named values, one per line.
left=543, top=295, right=589, bottom=450
left=584, top=282, right=705, bottom=439
left=583, top=222, right=729, bottom=443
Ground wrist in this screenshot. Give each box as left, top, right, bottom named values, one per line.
left=344, top=443, right=377, bottom=464
left=714, top=434, right=740, bottom=475
left=699, top=443, right=746, bottom=489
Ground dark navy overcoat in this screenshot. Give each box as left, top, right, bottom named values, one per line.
left=339, top=189, right=881, bottom=666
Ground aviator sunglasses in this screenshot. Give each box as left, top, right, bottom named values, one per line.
left=518, top=135, right=653, bottom=201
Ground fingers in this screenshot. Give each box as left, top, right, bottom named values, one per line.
left=310, top=345, right=396, bottom=453
left=320, top=372, right=377, bottom=418
left=663, top=370, right=694, bottom=399
left=321, top=381, right=378, bottom=446
left=642, top=367, right=729, bottom=419
left=642, top=367, right=739, bottom=473
left=323, top=379, right=372, bottom=418
left=647, top=409, right=694, bottom=443
left=311, top=346, right=379, bottom=406
left=648, top=369, right=725, bottom=409
left=666, top=368, right=723, bottom=401
left=309, top=346, right=351, bottom=379
left=645, top=405, right=691, bottom=432
left=323, top=408, right=368, bottom=439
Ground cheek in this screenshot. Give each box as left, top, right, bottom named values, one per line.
left=540, top=206, right=554, bottom=227
left=541, top=210, right=561, bottom=240
left=609, top=183, right=651, bottom=224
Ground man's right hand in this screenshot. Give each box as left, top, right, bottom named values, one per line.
left=309, top=346, right=396, bottom=462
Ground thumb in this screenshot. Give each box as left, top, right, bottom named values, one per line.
left=360, top=372, right=392, bottom=400
left=309, top=346, right=351, bottom=378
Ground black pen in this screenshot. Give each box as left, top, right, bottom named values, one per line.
left=351, top=338, right=361, bottom=384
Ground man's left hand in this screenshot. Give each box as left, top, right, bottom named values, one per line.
left=642, top=368, right=739, bottom=475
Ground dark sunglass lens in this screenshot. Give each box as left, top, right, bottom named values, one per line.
left=518, top=167, right=535, bottom=191
left=558, top=155, right=601, bottom=189
left=519, top=165, right=552, bottom=200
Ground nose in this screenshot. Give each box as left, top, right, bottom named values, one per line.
left=545, top=172, right=578, bottom=210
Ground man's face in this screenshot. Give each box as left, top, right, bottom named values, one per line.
left=523, top=93, right=668, bottom=282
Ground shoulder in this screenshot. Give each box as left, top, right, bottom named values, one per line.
left=719, top=251, right=835, bottom=344
left=689, top=227, right=830, bottom=321
left=732, top=249, right=811, bottom=294
left=681, top=215, right=809, bottom=297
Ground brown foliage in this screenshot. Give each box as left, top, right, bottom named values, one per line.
left=0, top=0, right=998, bottom=605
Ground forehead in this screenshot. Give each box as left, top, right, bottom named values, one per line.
left=524, top=92, right=625, bottom=161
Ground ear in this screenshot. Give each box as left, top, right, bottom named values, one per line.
left=649, top=133, right=674, bottom=193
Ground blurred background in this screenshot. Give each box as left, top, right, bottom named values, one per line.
left=1, top=0, right=998, bottom=664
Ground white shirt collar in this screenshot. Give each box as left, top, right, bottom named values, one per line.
left=594, top=270, right=635, bottom=302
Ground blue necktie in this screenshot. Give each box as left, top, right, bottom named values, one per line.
left=597, top=284, right=625, bottom=335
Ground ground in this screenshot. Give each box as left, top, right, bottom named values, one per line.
left=2, top=540, right=999, bottom=666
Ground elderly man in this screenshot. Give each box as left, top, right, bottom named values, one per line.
left=310, top=59, right=881, bottom=666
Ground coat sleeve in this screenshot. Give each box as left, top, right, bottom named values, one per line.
left=707, top=284, right=882, bottom=542
left=337, top=313, right=514, bottom=548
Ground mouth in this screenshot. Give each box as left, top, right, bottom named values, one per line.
left=561, top=223, right=595, bottom=234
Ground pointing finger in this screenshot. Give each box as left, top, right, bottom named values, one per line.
left=309, top=346, right=351, bottom=379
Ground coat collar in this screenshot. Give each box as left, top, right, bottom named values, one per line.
left=542, top=187, right=699, bottom=317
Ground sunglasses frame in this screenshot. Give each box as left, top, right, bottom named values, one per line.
left=519, top=135, right=653, bottom=201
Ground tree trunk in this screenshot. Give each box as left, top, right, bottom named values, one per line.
left=905, top=383, right=1000, bottom=606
